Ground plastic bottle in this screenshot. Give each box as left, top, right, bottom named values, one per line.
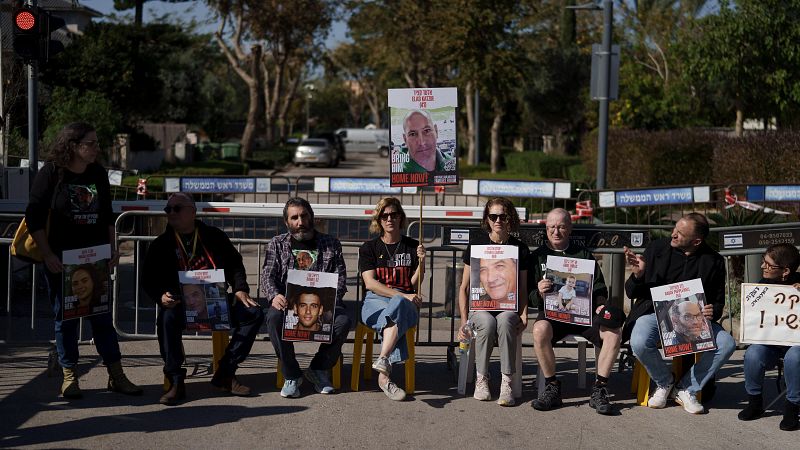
left=459, top=321, right=475, bottom=353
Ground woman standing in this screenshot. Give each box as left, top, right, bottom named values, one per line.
left=25, top=122, right=141, bottom=399
left=360, top=197, right=425, bottom=401
left=458, top=197, right=529, bottom=406
left=738, top=243, right=800, bottom=431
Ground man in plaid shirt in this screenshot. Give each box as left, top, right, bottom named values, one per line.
left=261, top=197, right=350, bottom=397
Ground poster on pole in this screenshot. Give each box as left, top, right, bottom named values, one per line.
left=651, top=278, right=717, bottom=357
left=469, top=245, right=519, bottom=312
left=283, top=269, right=338, bottom=343
left=740, top=283, right=800, bottom=346
left=61, top=244, right=111, bottom=320
left=178, top=269, right=231, bottom=331
left=543, top=255, right=595, bottom=326
left=388, top=87, right=458, bottom=187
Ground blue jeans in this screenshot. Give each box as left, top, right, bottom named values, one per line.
left=361, top=292, right=418, bottom=364
left=744, top=344, right=800, bottom=405
left=45, top=269, right=121, bottom=369
left=630, top=313, right=735, bottom=394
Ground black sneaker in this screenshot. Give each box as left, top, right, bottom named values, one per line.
left=780, top=401, right=799, bottom=431
left=532, top=380, right=562, bottom=411
left=589, top=384, right=614, bottom=415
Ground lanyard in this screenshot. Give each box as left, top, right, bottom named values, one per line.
left=174, top=228, right=217, bottom=271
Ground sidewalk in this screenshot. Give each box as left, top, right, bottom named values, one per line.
left=0, top=337, right=795, bottom=449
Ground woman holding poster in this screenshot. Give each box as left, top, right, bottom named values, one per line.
left=738, top=244, right=800, bottom=431
left=24, top=122, right=141, bottom=399
left=360, top=198, right=425, bottom=401
left=457, top=198, right=529, bottom=406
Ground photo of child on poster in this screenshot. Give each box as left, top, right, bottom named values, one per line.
left=283, top=269, right=338, bottom=343
left=543, top=255, right=595, bottom=326
left=388, top=87, right=458, bottom=187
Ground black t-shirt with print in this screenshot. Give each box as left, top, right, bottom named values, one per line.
left=359, top=235, right=419, bottom=293
left=290, top=236, right=318, bottom=270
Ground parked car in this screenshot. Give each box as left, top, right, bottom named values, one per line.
left=336, top=128, right=390, bottom=157
left=310, top=131, right=346, bottom=161
left=293, top=138, right=340, bottom=167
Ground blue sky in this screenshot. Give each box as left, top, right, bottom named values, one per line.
left=81, top=0, right=348, bottom=47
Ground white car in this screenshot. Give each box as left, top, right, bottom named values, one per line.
left=293, top=138, right=339, bottom=167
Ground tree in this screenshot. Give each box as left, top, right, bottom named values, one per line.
left=209, top=0, right=333, bottom=157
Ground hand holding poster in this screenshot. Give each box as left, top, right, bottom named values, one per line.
left=283, top=269, right=338, bottom=343
left=62, top=244, right=111, bottom=320
left=740, top=283, right=800, bottom=345
left=388, top=87, right=458, bottom=187
left=543, top=255, right=595, bottom=326
left=469, top=245, right=519, bottom=312
left=651, top=278, right=717, bottom=357
left=179, top=269, right=230, bottom=331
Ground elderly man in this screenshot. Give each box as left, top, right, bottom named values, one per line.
left=400, top=110, right=452, bottom=173
left=142, top=193, right=264, bottom=405
left=529, top=208, right=622, bottom=416
left=262, top=197, right=350, bottom=397
left=624, top=212, right=735, bottom=414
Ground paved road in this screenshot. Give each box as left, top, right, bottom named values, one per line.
left=1, top=336, right=796, bottom=449
left=272, top=150, right=389, bottom=179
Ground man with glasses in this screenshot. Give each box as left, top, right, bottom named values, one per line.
left=262, top=197, right=350, bottom=398
left=142, top=193, right=264, bottom=405
left=623, top=212, right=735, bottom=414
left=529, top=208, right=622, bottom=415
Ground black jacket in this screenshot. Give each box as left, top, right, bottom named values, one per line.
left=623, top=237, right=725, bottom=341
left=142, top=220, right=249, bottom=304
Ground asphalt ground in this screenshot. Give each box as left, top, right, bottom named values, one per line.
left=1, top=329, right=797, bottom=449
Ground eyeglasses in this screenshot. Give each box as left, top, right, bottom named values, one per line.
left=164, top=205, right=193, bottom=214
left=761, top=257, right=783, bottom=271
left=487, top=213, right=509, bottom=223
left=547, top=225, right=569, bottom=232
left=380, top=212, right=401, bottom=221
left=680, top=313, right=704, bottom=323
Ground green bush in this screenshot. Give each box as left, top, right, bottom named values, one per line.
left=504, top=151, right=583, bottom=180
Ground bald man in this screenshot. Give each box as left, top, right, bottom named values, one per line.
left=529, top=208, right=621, bottom=415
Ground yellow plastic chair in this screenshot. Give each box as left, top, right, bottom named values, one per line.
left=631, top=353, right=702, bottom=406
left=163, top=330, right=228, bottom=390
left=350, top=321, right=416, bottom=394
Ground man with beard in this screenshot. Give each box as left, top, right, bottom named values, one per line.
left=623, top=213, right=735, bottom=415
left=262, top=197, right=350, bottom=398
left=665, top=299, right=707, bottom=345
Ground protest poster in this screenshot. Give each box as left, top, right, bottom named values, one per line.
left=543, top=255, right=595, bottom=326
left=283, top=269, right=338, bottom=343
left=740, top=283, right=800, bottom=346
left=469, top=245, right=519, bottom=312
left=62, top=244, right=111, bottom=320
left=651, top=278, right=717, bottom=357
left=178, top=269, right=230, bottom=331
left=388, top=87, right=458, bottom=187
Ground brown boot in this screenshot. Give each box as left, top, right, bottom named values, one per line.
left=107, top=361, right=143, bottom=396
left=159, top=376, right=185, bottom=405
left=61, top=367, right=82, bottom=399
left=211, top=371, right=252, bottom=397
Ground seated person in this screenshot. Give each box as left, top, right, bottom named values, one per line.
left=360, top=197, right=425, bottom=401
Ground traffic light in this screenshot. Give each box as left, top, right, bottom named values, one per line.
left=12, top=6, right=40, bottom=61
left=41, top=10, right=66, bottom=64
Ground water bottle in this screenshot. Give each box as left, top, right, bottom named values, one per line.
left=459, top=321, right=475, bottom=353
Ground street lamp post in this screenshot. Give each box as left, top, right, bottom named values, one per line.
left=568, top=0, right=613, bottom=190
left=304, top=83, right=315, bottom=137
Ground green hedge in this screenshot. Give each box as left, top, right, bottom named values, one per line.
left=504, top=152, right=584, bottom=180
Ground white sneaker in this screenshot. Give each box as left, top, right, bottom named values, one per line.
left=647, top=381, right=674, bottom=409
left=674, top=388, right=704, bottom=414
left=473, top=373, right=491, bottom=401
left=497, top=374, right=515, bottom=406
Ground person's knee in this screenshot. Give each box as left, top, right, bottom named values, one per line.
left=784, top=347, right=800, bottom=367
left=600, top=327, right=622, bottom=346
left=715, top=330, right=736, bottom=357
left=532, top=321, right=552, bottom=344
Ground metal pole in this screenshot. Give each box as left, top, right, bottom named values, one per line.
left=27, top=62, right=38, bottom=186
left=596, top=0, right=612, bottom=190
left=473, top=89, right=480, bottom=166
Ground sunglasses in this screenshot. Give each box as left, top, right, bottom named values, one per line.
left=488, top=213, right=509, bottom=223
left=164, top=205, right=192, bottom=214
left=380, top=212, right=401, bottom=221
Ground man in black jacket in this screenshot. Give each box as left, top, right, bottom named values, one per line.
left=143, top=193, right=264, bottom=405
left=623, top=213, right=735, bottom=414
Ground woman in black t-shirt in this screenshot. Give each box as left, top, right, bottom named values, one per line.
left=25, top=122, right=141, bottom=399
left=359, top=197, right=425, bottom=401
left=457, top=197, right=529, bottom=407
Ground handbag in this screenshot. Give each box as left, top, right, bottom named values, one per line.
left=11, top=166, right=61, bottom=263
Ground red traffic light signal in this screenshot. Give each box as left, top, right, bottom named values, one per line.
left=13, top=7, right=40, bottom=61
